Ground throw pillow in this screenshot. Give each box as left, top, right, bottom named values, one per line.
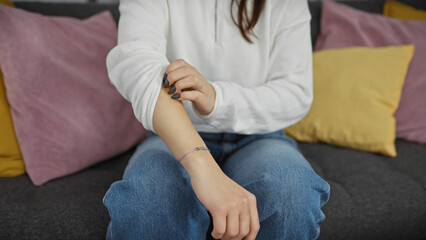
left=0, top=0, right=26, bottom=177
left=383, top=0, right=426, bottom=21
left=315, top=0, right=426, bottom=144
left=0, top=5, right=148, bottom=185
left=0, top=72, right=25, bottom=177
left=0, top=0, right=13, bottom=7
left=285, top=45, right=414, bottom=157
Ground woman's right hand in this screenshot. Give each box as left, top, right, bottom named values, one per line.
left=189, top=163, right=260, bottom=240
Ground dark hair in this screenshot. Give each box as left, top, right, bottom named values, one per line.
left=230, top=0, right=266, bottom=44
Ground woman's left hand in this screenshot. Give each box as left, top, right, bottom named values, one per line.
left=164, top=59, right=216, bottom=116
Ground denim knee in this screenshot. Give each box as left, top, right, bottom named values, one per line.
left=256, top=166, right=330, bottom=240
left=103, top=149, right=210, bottom=240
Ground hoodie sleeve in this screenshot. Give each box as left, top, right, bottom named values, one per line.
left=191, top=0, right=313, bottom=134
left=106, top=0, right=169, bottom=133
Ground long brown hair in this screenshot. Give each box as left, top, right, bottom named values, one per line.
left=230, top=0, right=266, bottom=44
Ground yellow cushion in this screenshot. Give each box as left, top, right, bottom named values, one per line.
left=285, top=45, right=414, bottom=157
left=0, top=0, right=25, bottom=177
left=0, top=0, right=14, bottom=7
left=383, top=0, right=426, bottom=21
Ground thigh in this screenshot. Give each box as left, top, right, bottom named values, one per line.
left=104, top=132, right=211, bottom=239
left=123, top=132, right=188, bottom=182
left=221, top=133, right=315, bottom=185
left=221, top=134, right=330, bottom=222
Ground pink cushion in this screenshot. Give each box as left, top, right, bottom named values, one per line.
left=0, top=5, right=148, bottom=185
left=315, top=1, right=426, bottom=144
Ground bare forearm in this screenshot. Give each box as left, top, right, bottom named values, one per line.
left=152, top=85, right=222, bottom=179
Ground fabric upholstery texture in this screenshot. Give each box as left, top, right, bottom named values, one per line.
left=0, top=5, right=148, bottom=185
left=0, top=149, right=133, bottom=239
left=0, top=0, right=13, bottom=7
left=0, top=0, right=25, bottom=177
left=315, top=0, right=426, bottom=144
left=383, top=0, right=426, bottom=20
left=0, top=1, right=425, bottom=240
left=0, top=72, right=25, bottom=177
left=286, top=45, right=414, bottom=157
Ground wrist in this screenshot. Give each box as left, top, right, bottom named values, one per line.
left=180, top=150, right=221, bottom=179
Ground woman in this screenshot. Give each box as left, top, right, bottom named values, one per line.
left=103, top=0, right=330, bottom=239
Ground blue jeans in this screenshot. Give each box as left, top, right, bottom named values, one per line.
left=103, top=129, right=331, bottom=240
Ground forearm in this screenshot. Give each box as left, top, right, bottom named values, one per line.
left=152, top=85, right=222, bottom=179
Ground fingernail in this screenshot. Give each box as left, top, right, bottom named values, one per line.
left=162, top=72, right=167, bottom=82
left=168, top=85, right=176, bottom=94
left=171, top=93, right=180, bottom=99
left=163, top=73, right=169, bottom=88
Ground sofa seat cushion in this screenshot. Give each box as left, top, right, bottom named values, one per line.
left=0, top=149, right=133, bottom=239
left=301, top=139, right=426, bottom=240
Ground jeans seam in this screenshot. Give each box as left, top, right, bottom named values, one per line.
left=110, top=224, right=114, bottom=240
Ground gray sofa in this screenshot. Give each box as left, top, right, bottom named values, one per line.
left=1, top=1, right=425, bottom=239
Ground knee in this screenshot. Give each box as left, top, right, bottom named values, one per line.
left=104, top=150, right=192, bottom=213
left=102, top=149, right=209, bottom=238
left=124, top=147, right=186, bottom=182
left=260, top=166, right=330, bottom=239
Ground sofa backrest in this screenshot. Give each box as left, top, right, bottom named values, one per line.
left=13, top=0, right=426, bottom=45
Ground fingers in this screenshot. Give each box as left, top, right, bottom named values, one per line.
left=165, top=59, right=204, bottom=91
left=169, top=76, right=203, bottom=94
left=165, top=58, right=189, bottom=74
left=224, top=210, right=240, bottom=239
left=238, top=208, right=251, bottom=239
left=211, top=211, right=227, bottom=240
left=166, top=65, right=192, bottom=86
left=245, top=194, right=260, bottom=240
left=225, top=199, right=251, bottom=240
left=208, top=188, right=259, bottom=240
left=163, top=59, right=187, bottom=88
left=171, top=90, right=203, bottom=102
left=165, top=59, right=196, bottom=85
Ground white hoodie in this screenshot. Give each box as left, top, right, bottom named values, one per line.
left=106, top=0, right=313, bottom=134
